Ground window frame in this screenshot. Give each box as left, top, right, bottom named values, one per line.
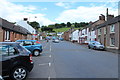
left=104, top=27, right=107, bottom=35
left=98, top=29, right=101, bottom=35
left=0, top=45, right=19, bottom=57
left=110, top=37, right=115, bottom=46
left=5, top=30, right=10, bottom=41
left=110, top=24, right=115, bottom=33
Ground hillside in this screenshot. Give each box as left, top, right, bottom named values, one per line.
left=53, top=27, right=80, bottom=33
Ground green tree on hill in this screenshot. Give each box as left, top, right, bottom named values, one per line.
left=28, top=21, right=40, bottom=29
left=67, top=22, right=71, bottom=27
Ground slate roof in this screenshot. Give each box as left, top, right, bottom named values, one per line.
left=96, top=15, right=120, bottom=30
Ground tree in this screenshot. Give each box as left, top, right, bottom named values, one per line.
left=48, top=24, right=55, bottom=28
left=54, top=23, right=62, bottom=28
left=61, top=23, right=66, bottom=27
left=67, top=22, right=71, bottom=27
left=28, top=21, right=40, bottom=29
left=41, top=27, right=53, bottom=32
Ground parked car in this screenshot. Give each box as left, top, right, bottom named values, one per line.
left=88, top=41, right=105, bottom=50
left=59, top=37, right=64, bottom=41
left=0, top=42, right=34, bottom=80
left=16, top=40, right=42, bottom=56
left=53, top=39, right=59, bottom=43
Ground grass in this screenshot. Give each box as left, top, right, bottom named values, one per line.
left=53, top=27, right=80, bottom=33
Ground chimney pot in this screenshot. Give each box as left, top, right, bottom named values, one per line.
left=23, top=18, right=28, bottom=21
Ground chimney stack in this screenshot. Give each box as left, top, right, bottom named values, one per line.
left=99, top=14, right=105, bottom=20
left=107, top=15, right=114, bottom=21
left=23, top=18, right=28, bottom=21
left=106, top=8, right=114, bottom=21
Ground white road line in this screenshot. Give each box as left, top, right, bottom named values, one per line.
left=39, top=62, right=51, bottom=66
left=49, top=55, right=52, bottom=58
left=49, top=62, right=51, bottom=67
left=48, top=76, right=50, bottom=80
left=39, top=63, right=49, bottom=66
left=49, top=44, right=52, bottom=51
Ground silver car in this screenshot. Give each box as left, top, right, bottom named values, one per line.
left=88, top=41, right=105, bottom=50
left=53, top=39, right=59, bottom=43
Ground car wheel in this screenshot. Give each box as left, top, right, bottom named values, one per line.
left=88, top=46, right=90, bottom=49
left=10, top=66, right=28, bottom=80
left=33, top=50, right=40, bottom=56
left=94, top=46, right=96, bottom=50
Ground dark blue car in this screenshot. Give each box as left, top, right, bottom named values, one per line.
left=16, top=40, right=42, bottom=56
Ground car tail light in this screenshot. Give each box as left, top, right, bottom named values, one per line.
left=36, top=41, right=40, bottom=44
left=30, top=54, right=33, bottom=63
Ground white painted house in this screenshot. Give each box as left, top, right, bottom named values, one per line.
left=88, top=30, right=96, bottom=41
left=16, top=20, right=37, bottom=40
left=78, top=28, right=89, bottom=44
left=71, top=30, right=79, bottom=42
left=16, top=20, right=36, bottom=34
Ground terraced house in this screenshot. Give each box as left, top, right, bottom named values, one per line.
left=78, top=14, right=105, bottom=44
left=0, top=18, right=31, bottom=42
left=95, top=15, right=120, bottom=53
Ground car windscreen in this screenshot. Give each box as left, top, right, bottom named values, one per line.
left=95, top=42, right=101, bottom=45
left=17, top=44, right=31, bottom=54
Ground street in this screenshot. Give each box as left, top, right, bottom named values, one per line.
left=27, top=40, right=118, bottom=79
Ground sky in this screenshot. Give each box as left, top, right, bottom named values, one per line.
left=0, top=0, right=119, bottom=26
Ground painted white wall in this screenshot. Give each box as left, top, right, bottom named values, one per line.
left=88, top=30, right=96, bottom=42
left=71, top=30, right=79, bottom=41
left=16, top=20, right=36, bottom=34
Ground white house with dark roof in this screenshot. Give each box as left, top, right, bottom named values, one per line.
left=16, top=19, right=36, bottom=34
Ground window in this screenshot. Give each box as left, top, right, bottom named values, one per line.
left=0, top=45, right=9, bottom=56
left=90, top=32, right=91, bottom=36
left=9, top=45, right=19, bottom=56
left=98, top=36, right=101, bottom=43
left=85, top=29, right=87, bottom=34
left=104, top=27, right=107, bottom=34
left=98, top=29, right=101, bottom=35
left=24, top=41, right=32, bottom=46
left=5, top=30, right=10, bottom=41
left=0, top=45, right=19, bottom=57
left=110, top=37, right=115, bottom=46
left=110, top=24, right=115, bottom=33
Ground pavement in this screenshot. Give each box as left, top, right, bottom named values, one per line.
left=27, top=40, right=118, bottom=80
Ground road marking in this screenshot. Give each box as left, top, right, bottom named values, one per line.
left=39, top=62, right=51, bottom=66
left=49, top=62, right=51, bottom=67
left=48, top=76, right=50, bottom=80
left=49, top=55, right=52, bottom=58
left=39, top=63, right=49, bottom=66
left=50, top=45, right=51, bottom=52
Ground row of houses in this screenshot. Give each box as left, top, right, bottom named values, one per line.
left=0, top=17, right=37, bottom=42
left=62, top=9, right=120, bottom=53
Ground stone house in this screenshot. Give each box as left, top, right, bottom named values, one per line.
left=95, top=15, right=120, bottom=53
left=78, top=14, right=105, bottom=44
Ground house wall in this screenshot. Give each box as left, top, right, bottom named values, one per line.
left=106, top=23, right=119, bottom=49
left=101, top=27, right=105, bottom=44
left=71, top=30, right=79, bottom=41
left=118, top=22, right=120, bottom=50
left=1, top=29, right=28, bottom=42
left=64, top=32, right=70, bottom=41
left=0, top=27, right=3, bottom=42
left=97, top=22, right=120, bottom=50
left=89, top=20, right=105, bottom=41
